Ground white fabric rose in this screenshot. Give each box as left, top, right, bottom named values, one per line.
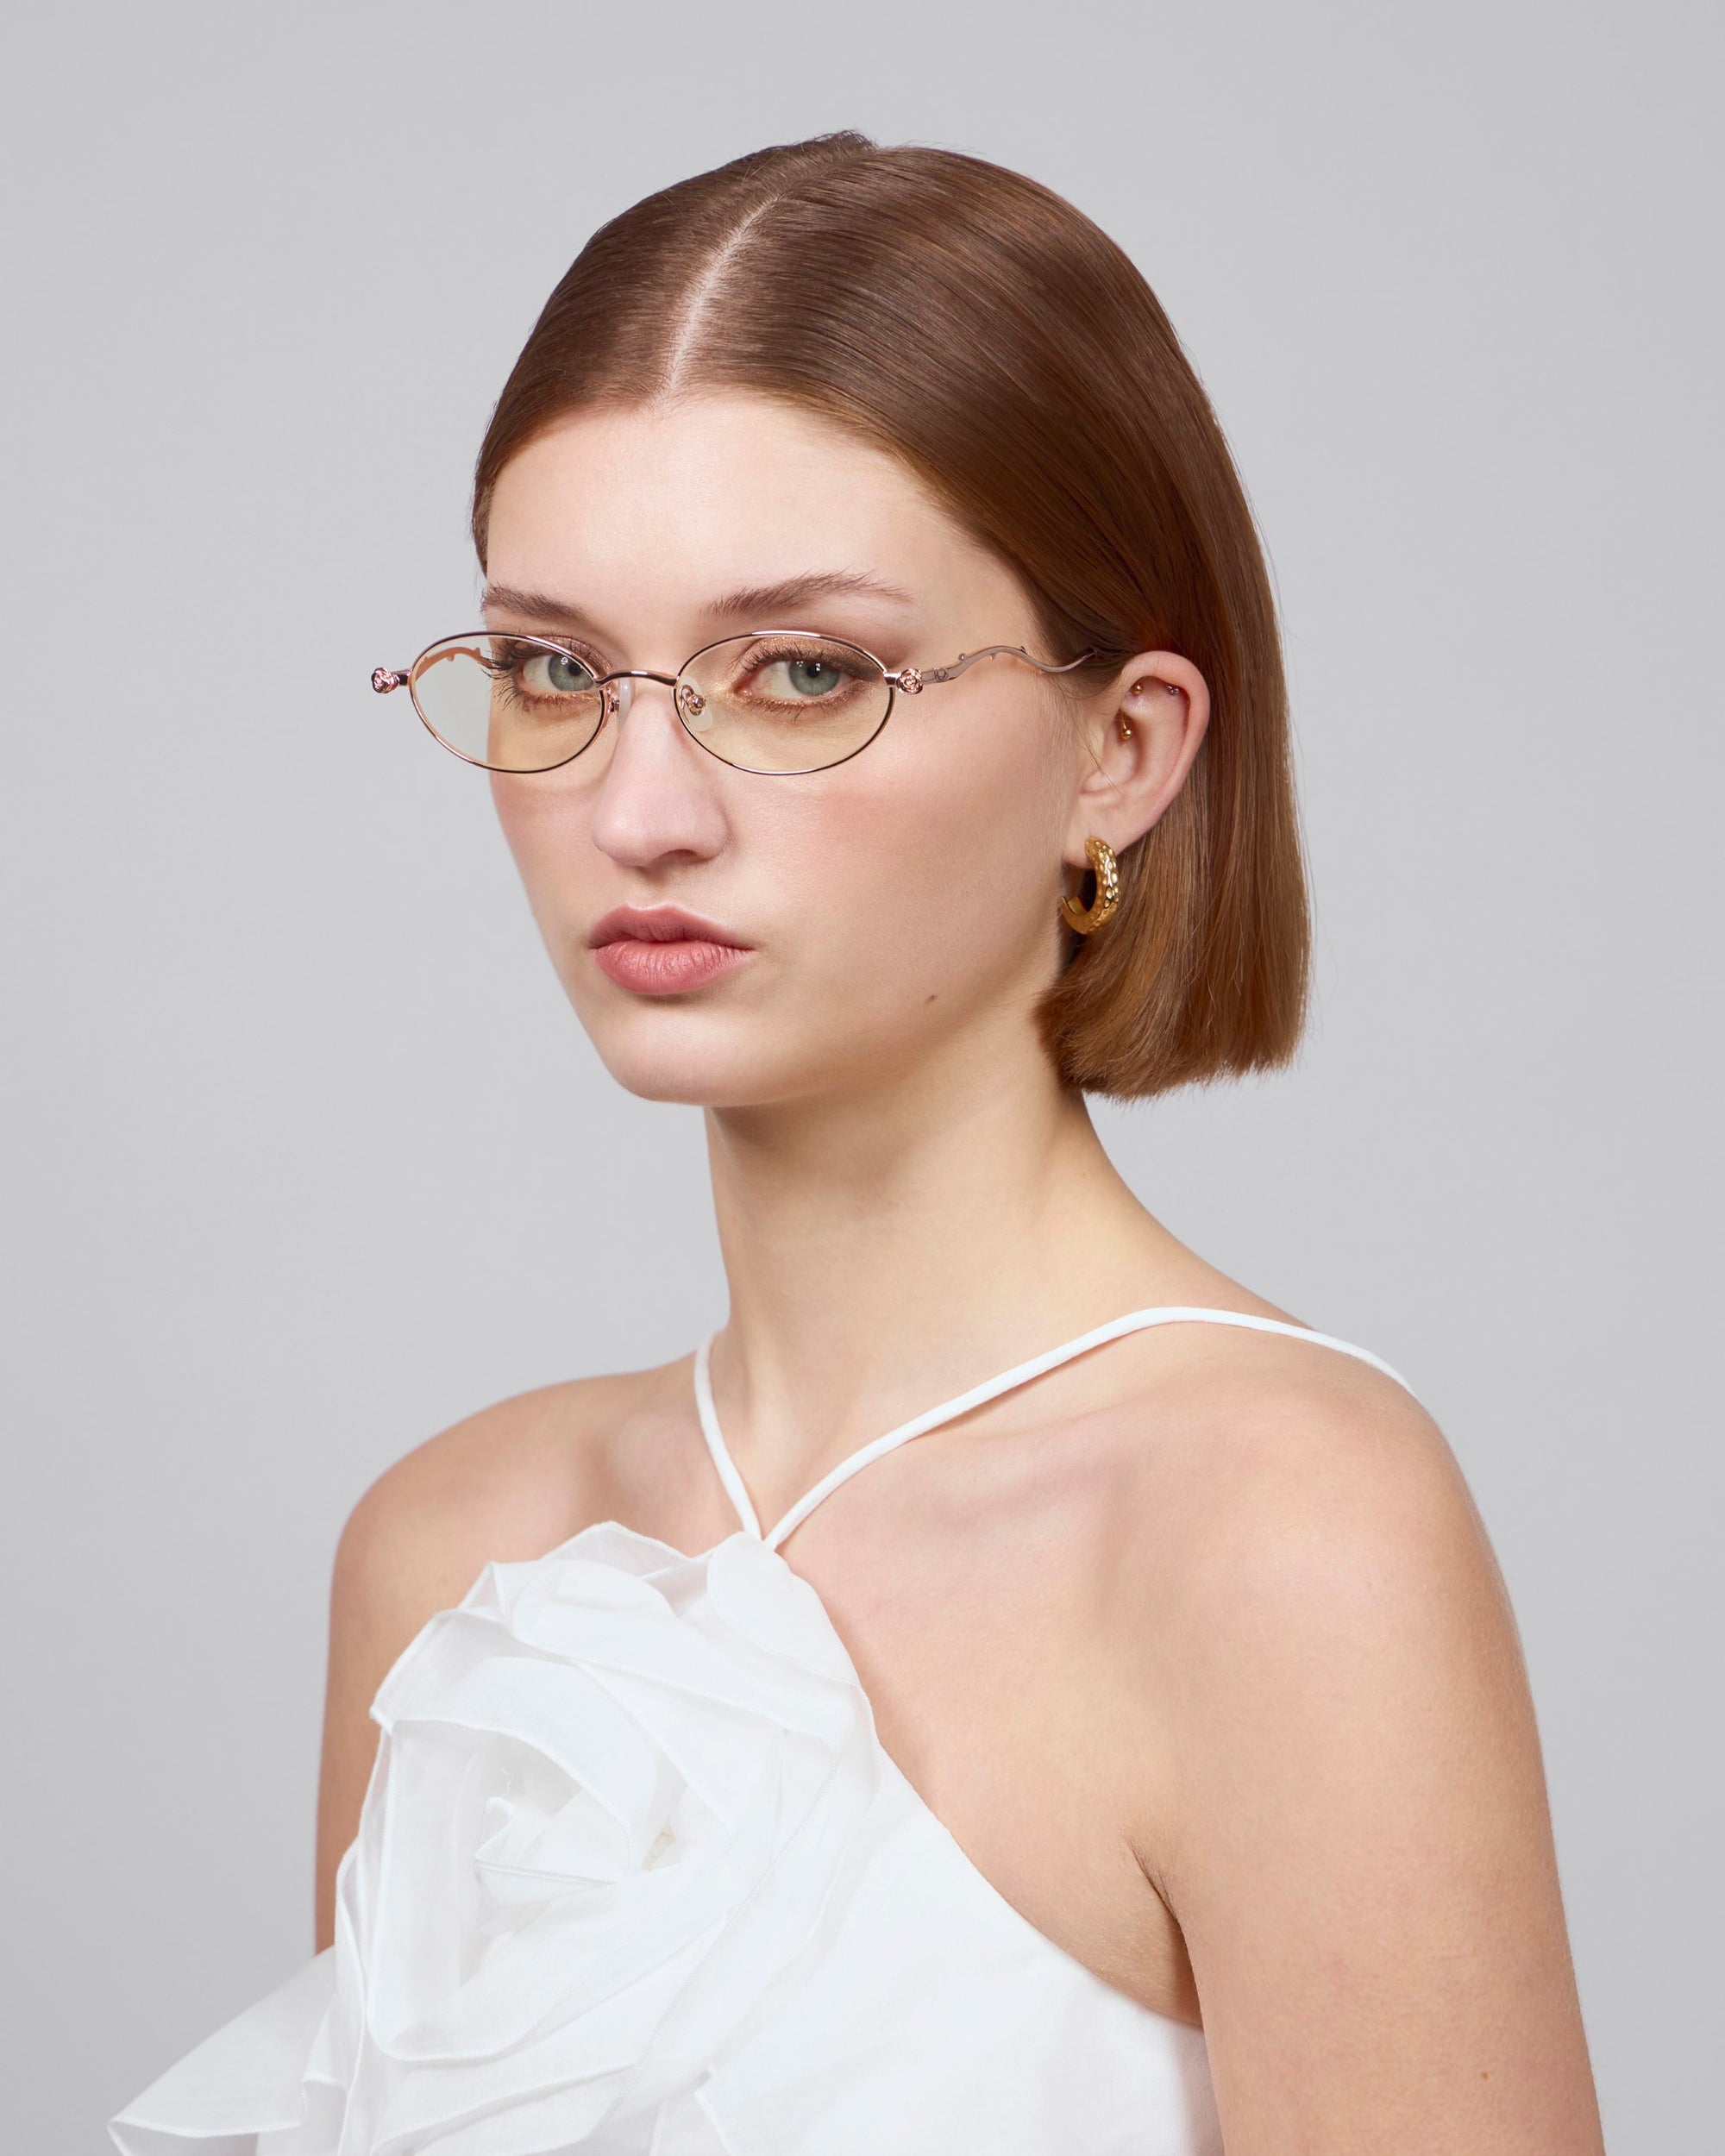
left=110, top=1523, right=884, bottom=2155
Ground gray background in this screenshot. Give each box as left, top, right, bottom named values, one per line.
left=3, top=3, right=1716, bottom=2147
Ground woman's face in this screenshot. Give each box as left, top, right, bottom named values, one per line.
left=483, top=393, right=1104, bottom=1109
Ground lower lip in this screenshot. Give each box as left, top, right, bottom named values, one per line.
left=592, top=937, right=753, bottom=994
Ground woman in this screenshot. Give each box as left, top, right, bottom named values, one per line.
left=112, top=133, right=1603, bottom=2153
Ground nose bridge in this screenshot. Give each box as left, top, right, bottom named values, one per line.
left=589, top=663, right=728, bottom=868
left=591, top=686, right=733, bottom=871
left=605, top=667, right=681, bottom=722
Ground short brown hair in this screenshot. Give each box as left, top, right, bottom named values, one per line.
left=473, top=133, right=1309, bottom=1099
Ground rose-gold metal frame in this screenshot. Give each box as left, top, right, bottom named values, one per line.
left=371, top=629, right=1101, bottom=776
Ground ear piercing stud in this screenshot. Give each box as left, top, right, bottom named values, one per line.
left=1121, top=674, right=1183, bottom=739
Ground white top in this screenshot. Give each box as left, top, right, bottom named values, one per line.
left=111, top=1307, right=1416, bottom=2154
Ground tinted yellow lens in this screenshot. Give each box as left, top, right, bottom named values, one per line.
left=681, top=633, right=890, bottom=773
left=410, top=634, right=605, bottom=771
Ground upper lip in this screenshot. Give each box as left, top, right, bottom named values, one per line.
left=587, top=905, right=751, bottom=950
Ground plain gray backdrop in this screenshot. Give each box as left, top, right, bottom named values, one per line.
left=3, top=3, right=1717, bottom=2147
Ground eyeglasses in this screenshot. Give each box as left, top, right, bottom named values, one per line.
left=370, top=627, right=1099, bottom=777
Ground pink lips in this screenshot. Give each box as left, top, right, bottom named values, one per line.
left=587, top=906, right=754, bottom=995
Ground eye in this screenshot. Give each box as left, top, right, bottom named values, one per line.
left=767, top=653, right=847, bottom=699
left=516, top=647, right=599, bottom=699
left=720, top=638, right=876, bottom=709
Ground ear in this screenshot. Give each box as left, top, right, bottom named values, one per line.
left=1063, top=651, right=1211, bottom=869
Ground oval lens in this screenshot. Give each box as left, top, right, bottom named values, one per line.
left=410, top=634, right=605, bottom=771
left=681, top=633, right=890, bottom=774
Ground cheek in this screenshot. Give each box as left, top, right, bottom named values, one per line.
left=492, top=766, right=588, bottom=857
left=488, top=772, right=599, bottom=931
left=788, top=711, right=1067, bottom=1005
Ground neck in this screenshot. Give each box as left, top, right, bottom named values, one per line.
left=700, top=1019, right=1189, bottom=1505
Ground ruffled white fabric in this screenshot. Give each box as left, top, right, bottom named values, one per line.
left=112, top=1525, right=883, bottom=2154
left=112, top=1307, right=1425, bottom=2152
left=112, top=1521, right=1220, bottom=2155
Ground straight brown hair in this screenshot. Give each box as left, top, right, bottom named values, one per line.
left=472, top=132, right=1309, bottom=1100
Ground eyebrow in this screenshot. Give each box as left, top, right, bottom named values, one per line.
left=481, top=568, right=917, bottom=634
left=697, top=569, right=917, bottom=621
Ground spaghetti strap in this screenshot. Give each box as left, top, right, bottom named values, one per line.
left=693, top=1321, right=765, bottom=1540
left=694, top=1306, right=1419, bottom=1552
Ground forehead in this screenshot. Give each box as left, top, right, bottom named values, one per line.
left=482, top=392, right=1014, bottom=624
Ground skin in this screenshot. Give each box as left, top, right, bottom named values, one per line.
left=317, top=392, right=1604, bottom=2152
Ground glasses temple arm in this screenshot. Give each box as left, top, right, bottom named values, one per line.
left=899, top=644, right=1100, bottom=692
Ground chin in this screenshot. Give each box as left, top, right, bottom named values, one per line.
left=581, top=1011, right=826, bottom=1109
left=581, top=993, right=923, bottom=1110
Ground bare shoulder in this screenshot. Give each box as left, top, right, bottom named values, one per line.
left=1101, top=1323, right=1601, bottom=2150
left=325, top=1347, right=711, bottom=1691
left=1109, top=1319, right=1519, bottom=1811
left=1126, top=1320, right=1491, bottom=1624
left=335, top=1367, right=644, bottom=1618
left=311, top=1357, right=685, bottom=1950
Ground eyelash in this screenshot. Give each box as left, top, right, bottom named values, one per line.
left=486, top=635, right=605, bottom=675
left=484, top=638, right=875, bottom=685
left=743, top=641, right=862, bottom=670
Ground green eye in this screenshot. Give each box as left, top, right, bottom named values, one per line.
left=521, top=650, right=598, bottom=697
left=781, top=656, right=844, bottom=698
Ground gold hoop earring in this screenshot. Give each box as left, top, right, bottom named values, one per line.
left=1059, top=836, right=1121, bottom=934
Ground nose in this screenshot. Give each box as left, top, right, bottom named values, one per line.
left=603, top=669, right=680, bottom=723
left=588, top=669, right=729, bottom=870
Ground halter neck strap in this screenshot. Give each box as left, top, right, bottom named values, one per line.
left=692, top=1306, right=1417, bottom=1554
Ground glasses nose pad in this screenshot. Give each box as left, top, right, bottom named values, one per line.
left=605, top=679, right=633, bottom=723
left=676, top=677, right=714, bottom=734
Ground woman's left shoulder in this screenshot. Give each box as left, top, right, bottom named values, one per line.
left=1112, top=1313, right=1481, bottom=1596
left=1095, top=1313, right=1519, bottom=1744
left=1096, top=1326, right=1599, bottom=2150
